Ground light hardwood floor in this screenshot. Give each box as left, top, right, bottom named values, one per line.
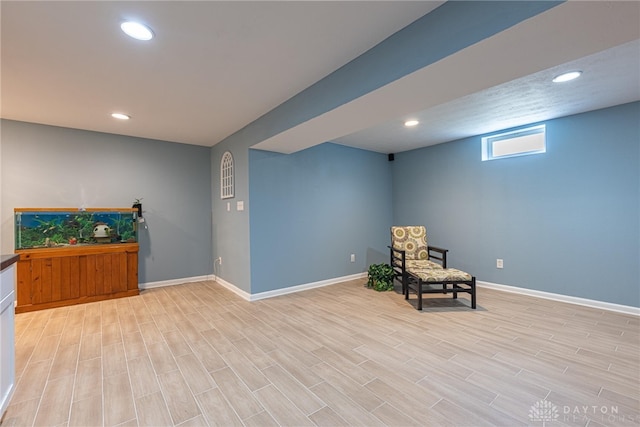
left=1, top=279, right=638, bottom=427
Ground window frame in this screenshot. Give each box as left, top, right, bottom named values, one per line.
left=482, top=124, right=546, bottom=161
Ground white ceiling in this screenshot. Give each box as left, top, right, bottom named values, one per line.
left=333, top=39, right=640, bottom=154
left=0, top=1, right=442, bottom=147
left=2, top=1, right=639, bottom=154
left=255, top=1, right=640, bottom=153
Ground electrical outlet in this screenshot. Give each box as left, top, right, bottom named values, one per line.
left=350, top=254, right=355, bottom=263
left=215, top=257, right=222, bottom=265
left=496, top=258, right=503, bottom=269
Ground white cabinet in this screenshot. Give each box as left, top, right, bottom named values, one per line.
left=0, top=256, right=17, bottom=417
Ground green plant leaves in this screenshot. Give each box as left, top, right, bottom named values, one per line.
left=367, top=263, right=395, bottom=292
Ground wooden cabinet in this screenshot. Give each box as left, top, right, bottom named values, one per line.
left=15, top=243, right=138, bottom=313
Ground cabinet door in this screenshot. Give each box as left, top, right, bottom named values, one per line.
left=106, top=252, right=128, bottom=294
left=126, top=252, right=138, bottom=291
left=81, top=253, right=128, bottom=296
left=16, top=260, right=32, bottom=306
left=24, top=257, right=81, bottom=304
left=30, top=258, right=51, bottom=304
left=59, top=256, right=81, bottom=301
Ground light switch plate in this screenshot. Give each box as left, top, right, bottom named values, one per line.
left=237, top=201, right=244, bottom=211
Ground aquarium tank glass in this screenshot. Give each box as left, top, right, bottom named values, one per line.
left=15, top=208, right=138, bottom=250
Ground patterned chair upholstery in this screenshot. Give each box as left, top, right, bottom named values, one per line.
left=406, top=268, right=476, bottom=311
left=389, top=226, right=476, bottom=311
left=390, top=226, right=445, bottom=270
left=389, top=226, right=448, bottom=294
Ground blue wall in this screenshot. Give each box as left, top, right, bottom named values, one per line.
left=249, top=143, right=392, bottom=293
left=211, top=139, right=252, bottom=293
left=392, top=102, right=640, bottom=307
left=1, top=120, right=213, bottom=285
left=210, top=1, right=560, bottom=294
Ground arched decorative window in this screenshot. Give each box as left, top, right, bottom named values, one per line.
left=220, top=151, right=234, bottom=199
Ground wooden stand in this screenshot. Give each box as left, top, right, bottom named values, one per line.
left=15, top=243, right=139, bottom=313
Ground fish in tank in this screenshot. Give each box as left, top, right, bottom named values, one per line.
left=14, top=208, right=138, bottom=250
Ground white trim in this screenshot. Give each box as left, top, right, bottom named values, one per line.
left=139, top=275, right=214, bottom=290
left=477, top=280, right=640, bottom=316
left=482, top=124, right=546, bottom=161
left=214, top=276, right=252, bottom=301
left=213, top=272, right=367, bottom=302
left=220, top=151, right=234, bottom=199
left=249, top=272, right=368, bottom=301
left=139, top=274, right=638, bottom=316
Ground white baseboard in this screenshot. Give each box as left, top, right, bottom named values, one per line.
left=139, top=275, right=214, bottom=290
left=477, top=280, right=640, bottom=316
left=249, top=272, right=368, bottom=301
left=214, top=272, right=367, bottom=302
left=214, top=276, right=252, bottom=301
left=140, top=274, right=638, bottom=316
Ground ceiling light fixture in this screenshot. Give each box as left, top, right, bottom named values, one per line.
left=552, top=71, right=582, bottom=83
left=111, top=113, right=131, bottom=120
left=404, top=120, right=419, bottom=127
left=121, top=21, right=154, bottom=41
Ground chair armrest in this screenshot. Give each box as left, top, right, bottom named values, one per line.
left=388, top=245, right=406, bottom=259
left=388, top=245, right=406, bottom=270
left=388, top=246, right=407, bottom=288
left=428, top=246, right=448, bottom=268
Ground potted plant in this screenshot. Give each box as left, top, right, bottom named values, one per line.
left=367, top=263, right=395, bottom=291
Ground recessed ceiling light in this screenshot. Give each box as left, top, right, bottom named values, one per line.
left=404, top=120, right=419, bottom=127
left=111, top=113, right=131, bottom=120
left=552, top=71, right=582, bottom=83
left=121, top=21, right=154, bottom=41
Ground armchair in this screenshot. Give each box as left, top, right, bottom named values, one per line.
left=389, top=225, right=476, bottom=311
left=389, top=226, right=448, bottom=293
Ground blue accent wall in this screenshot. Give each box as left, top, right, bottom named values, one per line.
left=211, top=140, right=252, bottom=293
left=210, top=1, right=560, bottom=293
left=249, top=143, right=392, bottom=293
left=392, top=102, right=640, bottom=307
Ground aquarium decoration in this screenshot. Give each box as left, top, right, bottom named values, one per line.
left=14, top=208, right=138, bottom=250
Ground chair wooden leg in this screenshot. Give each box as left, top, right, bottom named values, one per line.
left=417, top=278, right=423, bottom=310
left=471, top=277, right=476, bottom=309
left=402, top=273, right=407, bottom=297
left=404, top=275, right=409, bottom=300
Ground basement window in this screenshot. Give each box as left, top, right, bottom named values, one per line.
left=482, top=125, right=546, bottom=161
left=220, top=151, right=234, bottom=199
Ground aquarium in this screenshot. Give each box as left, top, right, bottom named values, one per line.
left=14, top=208, right=138, bottom=250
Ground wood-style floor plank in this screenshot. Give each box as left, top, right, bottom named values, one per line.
left=2, top=279, right=638, bottom=426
